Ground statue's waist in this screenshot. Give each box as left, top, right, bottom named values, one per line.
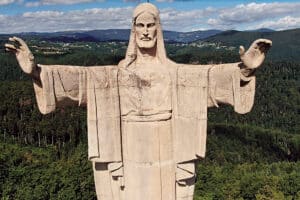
left=121, top=111, right=171, bottom=122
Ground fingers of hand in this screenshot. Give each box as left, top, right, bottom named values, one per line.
left=255, top=39, right=272, bottom=51
left=257, top=42, right=271, bottom=53
left=8, top=37, right=15, bottom=42
left=5, top=43, right=18, bottom=53
left=239, top=46, right=245, bottom=56
left=28, top=53, right=34, bottom=61
left=255, top=38, right=272, bottom=45
left=11, top=36, right=27, bottom=46
left=9, top=36, right=29, bottom=51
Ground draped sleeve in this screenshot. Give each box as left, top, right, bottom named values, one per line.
left=172, top=62, right=257, bottom=164
left=207, top=63, right=256, bottom=114
left=32, top=64, right=121, bottom=163
left=33, top=64, right=88, bottom=114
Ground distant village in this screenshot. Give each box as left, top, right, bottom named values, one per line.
left=29, top=40, right=236, bottom=56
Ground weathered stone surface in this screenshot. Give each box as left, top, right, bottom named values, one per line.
left=5, top=2, right=272, bottom=200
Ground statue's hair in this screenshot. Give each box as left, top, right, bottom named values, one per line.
left=133, top=3, right=158, bottom=24
left=119, top=3, right=168, bottom=68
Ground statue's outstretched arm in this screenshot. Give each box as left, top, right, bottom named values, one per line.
left=5, top=37, right=117, bottom=115
left=239, top=39, right=272, bottom=75
left=5, top=37, right=40, bottom=80
left=207, top=38, right=272, bottom=114
left=238, top=38, right=272, bottom=74
left=5, top=37, right=86, bottom=113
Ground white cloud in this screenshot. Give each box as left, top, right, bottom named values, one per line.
left=209, top=2, right=300, bottom=29
left=1, top=6, right=209, bottom=33
left=0, top=7, right=134, bottom=33
left=0, top=14, right=6, bottom=20
left=255, top=16, right=300, bottom=30
left=25, top=0, right=104, bottom=6
left=43, top=0, right=94, bottom=4
left=124, top=0, right=195, bottom=2
left=156, top=0, right=174, bottom=2
left=162, top=2, right=300, bottom=30
left=159, top=7, right=216, bottom=31
left=123, top=0, right=139, bottom=2
left=156, top=0, right=196, bottom=2
left=0, top=0, right=15, bottom=5
left=25, top=1, right=41, bottom=7
left=0, top=2, right=299, bottom=33
left=22, top=10, right=64, bottom=18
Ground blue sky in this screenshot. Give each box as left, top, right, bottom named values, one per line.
left=0, top=0, right=300, bottom=33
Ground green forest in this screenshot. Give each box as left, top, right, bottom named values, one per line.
left=0, top=36, right=299, bottom=200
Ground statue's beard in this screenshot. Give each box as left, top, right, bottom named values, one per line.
left=136, top=37, right=157, bottom=49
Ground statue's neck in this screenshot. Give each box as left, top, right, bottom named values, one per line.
left=136, top=46, right=159, bottom=65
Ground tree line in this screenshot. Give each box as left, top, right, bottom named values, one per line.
left=0, top=40, right=299, bottom=199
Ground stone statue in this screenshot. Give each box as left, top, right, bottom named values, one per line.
left=5, top=3, right=272, bottom=200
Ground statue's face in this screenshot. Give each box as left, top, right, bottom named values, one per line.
left=135, top=12, right=157, bottom=49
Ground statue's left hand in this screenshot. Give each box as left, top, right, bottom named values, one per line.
left=5, top=37, right=36, bottom=75
left=239, top=39, right=272, bottom=69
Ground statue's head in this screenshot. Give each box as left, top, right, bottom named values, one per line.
left=133, top=3, right=159, bottom=49
left=121, top=3, right=167, bottom=67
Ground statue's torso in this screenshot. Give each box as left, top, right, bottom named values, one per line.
left=118, top=63, right=172, bottom=121
left=118, top=63, right=175, bottom=199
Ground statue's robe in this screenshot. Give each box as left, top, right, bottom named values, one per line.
left=33, top=62, right=255, bottom=199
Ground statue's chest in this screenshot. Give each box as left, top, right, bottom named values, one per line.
left=118, top=66, right=172, bottom=116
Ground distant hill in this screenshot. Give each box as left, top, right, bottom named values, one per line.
left=1, top=29, right=222, bottom=43
left=2, top=28, right=300, bottom=61
left=246, top=28, right=275, bottom=32
left=203, top=28, right=300, bottom=61
left=163, top=30, right=222, bottom=43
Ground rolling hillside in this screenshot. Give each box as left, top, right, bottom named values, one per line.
left=0, top=27, right=299, bottom=199
left=1, top=29, right=222, bottom=43
left=203, top=28, right=300, bottom=61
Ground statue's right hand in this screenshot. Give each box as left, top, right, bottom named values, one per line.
left=5, top=37, right=36, bottom=75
